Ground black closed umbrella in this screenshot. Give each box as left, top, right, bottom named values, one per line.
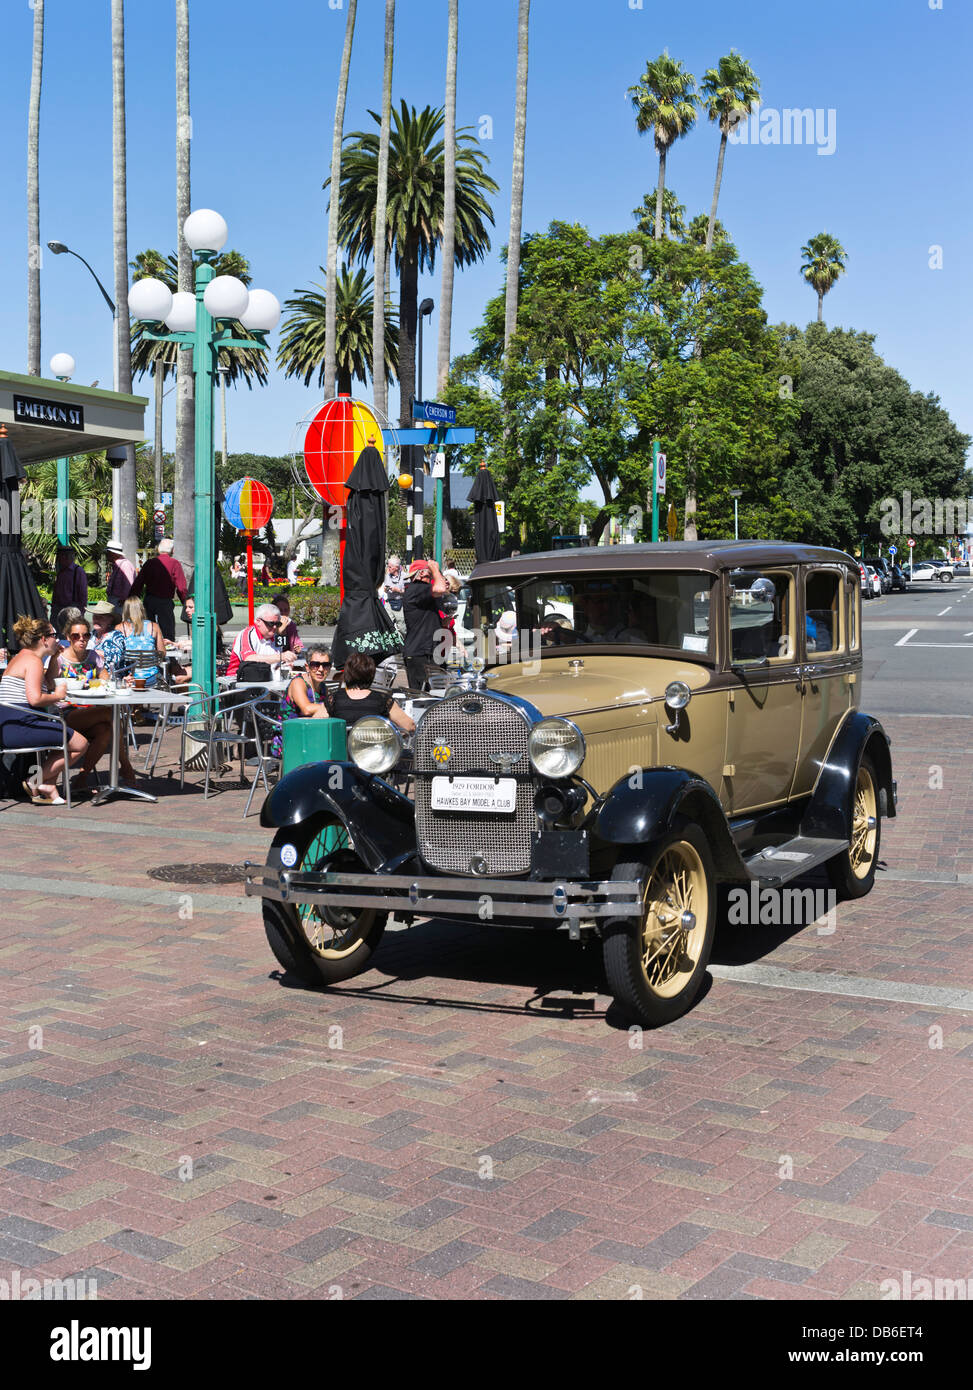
left=331, top=444, right=402, bottom=668
left=0, top=425, right=47, bottom=653
left=469, top=463, right=500, bottom=564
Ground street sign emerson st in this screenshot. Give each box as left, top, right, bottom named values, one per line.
left=412, top=400, right=457, bottom=426
left=13, top=394, right=84, bottom=431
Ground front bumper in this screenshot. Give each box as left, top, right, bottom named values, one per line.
left=245, top=864, right=641, bottom=935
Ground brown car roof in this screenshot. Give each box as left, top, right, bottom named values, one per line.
left=470, top=540, right=860, bottom=581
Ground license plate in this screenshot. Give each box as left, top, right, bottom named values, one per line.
left=430, top=776, right=517, bottom=813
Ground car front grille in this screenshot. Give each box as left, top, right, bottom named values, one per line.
left=413, top=693, right=534, bottom=875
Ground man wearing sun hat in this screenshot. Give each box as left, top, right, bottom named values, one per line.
left=402, top=556, right=447, bottom=691
left=104, top=540, right=135, bottom=607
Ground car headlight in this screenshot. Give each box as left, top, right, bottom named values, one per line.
left=347, top=716, right=402, bottom=775
left=528, top=718, right=585, bottom=778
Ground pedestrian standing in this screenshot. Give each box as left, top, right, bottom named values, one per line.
left=286, top=555, right=299, bottom=585
left=402, top=558, right=447, bottom=691
left=49, top=546, right=87, bottom=625
left=130, top=538, right=188, bottom=642
left=105, top=540, right=135, bottom=606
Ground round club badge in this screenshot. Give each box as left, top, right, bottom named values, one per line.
left=280, top=843, right=298, bottom=868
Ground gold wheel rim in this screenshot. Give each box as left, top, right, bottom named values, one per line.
left=850, top=764, right=878, bottom=879
left=299, top=903, right=371, bottom=960
left=639, top=841, right=709, bottom=999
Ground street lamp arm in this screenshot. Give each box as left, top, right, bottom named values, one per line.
left=64, top=247, right=116, bottom=316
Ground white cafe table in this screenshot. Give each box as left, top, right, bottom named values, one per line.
left=62, top=686, right=191, bottom=806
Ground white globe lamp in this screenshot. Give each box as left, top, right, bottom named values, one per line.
left=203, top=275, right=250, bottom=321
left=183, top=209, right=228, bottom=254
left=164, top=291, right=197, bottom=332
left=129, top=277, right=174, bottom=323
left=240, top=289, right=281, bottom=332
left=49, top=352, right=76, bottom=380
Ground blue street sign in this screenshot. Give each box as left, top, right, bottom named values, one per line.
left=412, top=399, right=457, bottom=426
left=162, top=492, right=173, bottom=507
left=388, top=427, right=475, bottom=446
left=888, top=544, right=897, bottom=555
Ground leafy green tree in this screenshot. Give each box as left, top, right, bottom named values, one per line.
left=330, top=101, right=498, bottom=429
left=800, top=232, right=847, bottom=323
left=628, top=53, right=697, bottom=243
left=445, top=221, right=798, bottom=543
left=277, top=265, right=398, bottom=393
left=699, top=51, right=760, bottom=253
left=776, top=323, right=971, bottom=549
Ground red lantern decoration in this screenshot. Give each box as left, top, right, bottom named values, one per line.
left=302, top=394, right=385, bottom=597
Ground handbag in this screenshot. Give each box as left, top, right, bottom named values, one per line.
left=237, top=660, right=273, bottom=684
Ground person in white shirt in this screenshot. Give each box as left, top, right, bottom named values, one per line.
left=286, top=557, right=300, bottom=585
left=227, top=604, right=295, bottom=677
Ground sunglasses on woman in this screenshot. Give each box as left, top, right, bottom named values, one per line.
left=308, top=660, right=331, bottom=670
left=69, top=630, right=90, bottom=640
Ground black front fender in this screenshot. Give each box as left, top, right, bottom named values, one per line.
left=802, top=712, right=896, bottom=842
left=594, top=767, right=745, bottom=880
left=260, top=761, right=416, bottom=871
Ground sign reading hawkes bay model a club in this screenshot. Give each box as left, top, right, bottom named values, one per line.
left=13, top=394, right=84, bottom=431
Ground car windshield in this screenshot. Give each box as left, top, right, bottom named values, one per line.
left=472, top=570, right=714, bottom=658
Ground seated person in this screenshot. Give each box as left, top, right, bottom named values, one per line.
left=90, top=601, right=126, bottom=673
left=0, top=615, right=87, bottom=803
left=322, top=652, right=415, bottom=734
left=270, top=593, right=305, bottom=656
left=118, top=597, right=167, bottom=686
left=271, top=645, right=333, bottom=757
left=55, top=606, right=83, bottom=648
left=226, top=603, right=294, bottom=678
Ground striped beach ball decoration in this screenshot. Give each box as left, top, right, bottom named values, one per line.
left=222, top=476, right=274, bottom=534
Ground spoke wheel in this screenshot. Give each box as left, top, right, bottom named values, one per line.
left=828, top=754, right=882, bottom=899
left=263, top=819, right=387, bottom=985
left=603, top=821, right=716, bottom=1028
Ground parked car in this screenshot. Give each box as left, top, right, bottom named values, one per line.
left=865, top=558, right=892, bottom=593
left=863, top=565, right=883, bottom=597
left=889, top=562, right=909, bottom=592
left=858, top=563, right=873, bottom=599
left=911, top=561, right=954, bottom=582
left=248, top=541, right=896, bottom=1029
left=949, top=561, right=971, bottom=577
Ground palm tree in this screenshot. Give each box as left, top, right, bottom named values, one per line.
left=372, top=0, right=395, bottom=421
left=800, top=232, right=848, bottom=322
left=173, top=0, right=193, bottom=567
left=324, top=0, right=358, bottom=402
left=686, top=212, right=728, bottom=246
left=632, top=188, right=685, bottom=240
left=503, top=0, right=530, bottom=356
left=331, top=102, right=497, bottom=432
left=277, top=265, right=398, bottom=394
left=27, top=0, right=44, bottom=376
left=112, top=0, right=138, bottom=557
left=699, top=51, right=760, bottom=253
left=437, top=0, right=459, bottom=550
left=628, top=52, right=698, bottom=242
left=130, top=250, right=172, bottom=506
left=437, top=0, right=459, bottom=392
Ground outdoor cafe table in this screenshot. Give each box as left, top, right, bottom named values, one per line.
left=62, top=687, right=191, bottom=806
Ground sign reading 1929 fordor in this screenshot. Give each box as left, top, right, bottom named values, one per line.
left=13, top=394, right=84, bottom=431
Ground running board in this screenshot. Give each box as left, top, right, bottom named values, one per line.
left=743, top=836, right=848, bottom=887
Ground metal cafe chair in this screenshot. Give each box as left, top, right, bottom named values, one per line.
left=0, top=700, right=74, bottom=808
left=178, top=687, right=270, bottom=803
left=245, top=703, right=284, bottom=819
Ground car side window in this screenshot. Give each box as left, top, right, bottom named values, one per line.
left=847, top=575, right=860, bottom=651
left=805, top=570, right=842, bottom=655
left=729, top=570, right=795, bottom=664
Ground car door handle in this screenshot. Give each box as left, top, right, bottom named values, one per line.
left=803, top=664, right=819, bottom=676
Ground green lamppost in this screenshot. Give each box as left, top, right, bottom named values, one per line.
left=128, top=210, right=279, bottom=698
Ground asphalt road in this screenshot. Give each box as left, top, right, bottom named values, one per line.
left=861, top=574, right=973, bottom=716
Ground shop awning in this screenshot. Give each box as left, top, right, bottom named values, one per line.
left=0, top=370, right=147, bottom=464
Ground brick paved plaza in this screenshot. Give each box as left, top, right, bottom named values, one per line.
left=0, top=711, right=970, bottom=1301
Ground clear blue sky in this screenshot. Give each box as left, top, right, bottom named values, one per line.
left=2, top=0, right=970, bottom=466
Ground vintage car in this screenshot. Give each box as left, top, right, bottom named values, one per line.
left=246, top=542, right=897, bottom=1028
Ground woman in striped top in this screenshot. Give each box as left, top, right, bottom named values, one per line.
left=0, top=616, right=87, bottom=803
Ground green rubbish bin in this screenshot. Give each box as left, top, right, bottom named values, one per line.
left=281, top=717, right=347, bottom=860
left=281, top=716, right=346, bottom=775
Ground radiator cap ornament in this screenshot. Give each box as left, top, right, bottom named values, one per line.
left=432, top=743, right=452, bottom=766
